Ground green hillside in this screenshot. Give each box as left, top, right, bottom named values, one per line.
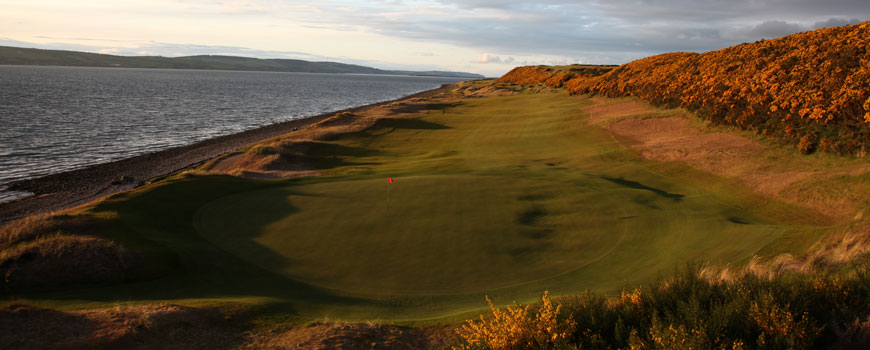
left=0, top=45, right=484, bottom=78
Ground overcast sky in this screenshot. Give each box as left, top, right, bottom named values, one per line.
left=1, top=1, right=868, bottom=76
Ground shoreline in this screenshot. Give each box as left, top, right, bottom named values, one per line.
left=0, top=83, right=457, bottom=221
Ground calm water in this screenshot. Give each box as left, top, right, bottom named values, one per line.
left=0, top=66, right=464, bottom=202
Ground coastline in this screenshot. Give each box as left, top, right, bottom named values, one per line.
left=0, top=83, right=457, bottom=221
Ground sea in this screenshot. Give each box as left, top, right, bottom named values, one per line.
left=0, top=65, right=466, bottom=203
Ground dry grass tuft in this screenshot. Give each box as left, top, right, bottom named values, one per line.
left=206, top=92, right=463, bottom=179
left=312, top=111, right=361, bottom=128
left=0, top=214, right=143, bottom=288
left=832, top=317, right=870, bottom=350
left=1, top=234, right=140, bottom=288
left=1, top=213, right=56, bottom=247
left=0, top=303, right=245, bottom=350
left=701, top=228, right=870, bottom=282
left=243, top=322, right=444, bottom=350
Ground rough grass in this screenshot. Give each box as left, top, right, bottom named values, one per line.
left=455, top=258, right=870, bottom=350
left=0, top=214, right=143, bottom=288
left=0, top=302, right=247, bottom=350
left=1, top=234, right=138, bottom=288
left=0, top=214, right=56, bottom=246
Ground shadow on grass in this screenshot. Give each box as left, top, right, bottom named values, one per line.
left=727, top=217, right=750, bottom=225
left=517, top=207, right=547, bottom=225
left=600, top=176, right=685, bottom=200
left=258, top=141, right=383, bottom=171
left=424, top=102, right=462, bottom=111
left=6, top=176, right=369, bottom=311
left=338, top=117, right=451, bottom=138
left=517, top=193, right=555, bottom=201
left=290, top=142, right=383, bottom=170
left=388, top=101, right=461, bottom=114
left=371, top=118, right=451, bottom=130
left=303, top=142, right=381, bottom=158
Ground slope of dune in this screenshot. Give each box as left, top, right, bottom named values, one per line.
left=500, top=21, right=870, bottom=155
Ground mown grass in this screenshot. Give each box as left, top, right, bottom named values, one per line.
left=2, top=90, right=834, bottom=323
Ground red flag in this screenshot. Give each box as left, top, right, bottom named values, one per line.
left=388, top=177, right=393, bottom=184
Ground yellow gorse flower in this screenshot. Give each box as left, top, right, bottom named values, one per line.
left=499, top=21, right=870, bottom=154
left=454, top=291, right=577, bottom=350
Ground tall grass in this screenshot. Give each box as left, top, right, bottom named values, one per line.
left=0, top=214, right=55, bottom=247
left=0, top=214, right=141, bottom=288
left=455, top=259, right=870, bottom=349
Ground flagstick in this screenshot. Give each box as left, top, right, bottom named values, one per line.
left=386, top=177, right=392, bottom=205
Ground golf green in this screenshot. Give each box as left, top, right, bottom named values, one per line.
left=194, top=172, right=783, bottom=297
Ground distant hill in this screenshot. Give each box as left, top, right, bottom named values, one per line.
left=0, top=46, right=484, bottom=79
left=499, top=21, right=870, bottom=155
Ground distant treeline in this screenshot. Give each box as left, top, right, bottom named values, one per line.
left=0, top=45, right=484, bottom=79
left=499, top=21, right=870, bottom=155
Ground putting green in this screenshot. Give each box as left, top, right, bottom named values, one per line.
left=195, top=175, right=621, bottom=295
left=194, top=171, right=787, bottom=297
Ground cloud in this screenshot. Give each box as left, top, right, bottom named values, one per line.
left=33, top=35, right=131, bottom=43
left=4, top=0, right=869, bottom=75
left=591, top=0, right=869, bottom=21
left=300, top=1, right=870, bottom=64
left=726, top=17, right=865, bottom=41
left=435, top=0, right=518, bottom=10
left=546, top=57, right=571, bottom=66
left=813, top=17, right=864, bottom=29
left=726, top=20, right=806, bottom=40
left=474, top=53, right=503, bottom=63
left=217, top=1, right=269, bottom=15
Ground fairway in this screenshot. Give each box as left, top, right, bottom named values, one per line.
left=32, top=91, right=826, bottom=321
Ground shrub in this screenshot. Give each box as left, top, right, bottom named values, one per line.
left=799, top=134, right=818, bottom=154
left=454, top=259, right=870, bottom=349
left=454, top=291, right=576, bottom=350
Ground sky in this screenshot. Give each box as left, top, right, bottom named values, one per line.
left=1, top=1, right=869, bottom=77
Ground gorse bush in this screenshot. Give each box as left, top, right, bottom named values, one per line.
left=456, top=260, right=870, bottom=349
left=454, top=291, right=576, bottom=350
left=499, top=21, right=870, bottom=155
left=497, top=65, right=615, bottom=88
